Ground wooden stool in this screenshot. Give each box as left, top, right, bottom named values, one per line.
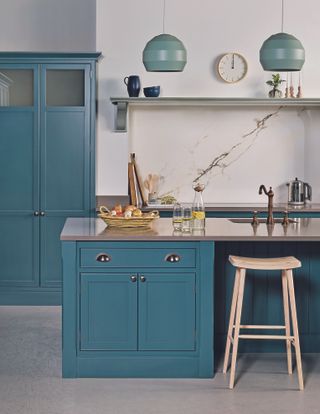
left=223, top=255, right=304, bottom=390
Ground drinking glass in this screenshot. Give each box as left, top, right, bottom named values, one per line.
left=172, top=203, right=182, bottom=231
left=182, top=206, right=192, bottom=232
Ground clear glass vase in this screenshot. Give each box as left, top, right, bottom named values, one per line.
left=192, top=183, right=205, bottom=230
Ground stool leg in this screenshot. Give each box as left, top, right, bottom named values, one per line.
left=229, top=268, right=246, bottom=389
left=223, top=268, right=241, bottom=374
left=286, top=269, right=304, bottom=391
left=282, top=270, right=292, bottom=375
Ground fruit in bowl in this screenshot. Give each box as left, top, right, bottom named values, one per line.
left=98, top=204, right=159, bottom=228
left=99, top=205, right=159, bottom=228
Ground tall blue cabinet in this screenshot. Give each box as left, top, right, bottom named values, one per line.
left=0, top=52, right=101, bottom=305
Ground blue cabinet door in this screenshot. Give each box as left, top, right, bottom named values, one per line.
left=80, top=273, right=138, bottom=350
left=138, top=273, right=196, bottom=351
left=40, top=64, right=93, bottom=287
left=0, top=65, right=40, bottom=287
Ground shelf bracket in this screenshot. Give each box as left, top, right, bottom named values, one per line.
left=113, top=101, right=128, bottom=132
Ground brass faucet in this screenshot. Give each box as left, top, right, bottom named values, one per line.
left=259, top=185, right=274, bottom=225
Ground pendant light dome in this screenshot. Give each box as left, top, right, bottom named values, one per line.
left=143, top=34, right=187, bottom=72
left=260, top=32, right=305, bottom=71
left=142, top=0, right=187, bottom=72
left=259, top=0, right=305, bottom=71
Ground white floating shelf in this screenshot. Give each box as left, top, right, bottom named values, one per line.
left=110, top=97, right=320, bottom=132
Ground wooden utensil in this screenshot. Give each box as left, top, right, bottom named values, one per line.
left=128, top=162, right=137, bottom=206
left=130, top=153, right=147, bottom=206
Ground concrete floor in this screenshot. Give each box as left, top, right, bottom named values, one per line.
left=0, top=307, right=320, bottom=414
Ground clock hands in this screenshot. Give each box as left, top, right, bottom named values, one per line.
left=232, top=54, right=235, bottom=70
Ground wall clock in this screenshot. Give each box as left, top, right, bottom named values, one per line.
left=217, top=53, right=248, bottom=83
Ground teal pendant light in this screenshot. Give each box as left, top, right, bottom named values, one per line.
left=142, top=0, right=187, bottom=72
left=260, top=0, right=305, bottom=71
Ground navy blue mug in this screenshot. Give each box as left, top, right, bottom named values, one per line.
left=124, top=75, right=141, bottom=97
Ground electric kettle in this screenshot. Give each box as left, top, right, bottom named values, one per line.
left=287, top=178, right=312, bottom=205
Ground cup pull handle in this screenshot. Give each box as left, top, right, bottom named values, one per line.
left=124, top=77, right=129, bottom=85
left=165, top=254, right=181, bottom=263
left=96, top=253, right=111, bottom=263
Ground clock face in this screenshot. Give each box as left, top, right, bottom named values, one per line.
left=217, top=53, right=248, bottom=83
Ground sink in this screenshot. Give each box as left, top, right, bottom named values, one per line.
left=228, top=218, right=298, bottom=224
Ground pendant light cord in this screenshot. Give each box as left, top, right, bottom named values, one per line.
left=162, top=0, right=166, bottom=33
left=281, top=0, right=284, bottom=32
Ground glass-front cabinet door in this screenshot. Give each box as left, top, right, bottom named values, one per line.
left=0, top=65, right=40, bottom=287
left=40, top=65, right=91, bottom=287
left=0, top=68, right=34, bottom=107
left=46, top=69, right=85, bottom=106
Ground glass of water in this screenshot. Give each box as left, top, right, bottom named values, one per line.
left=182, top=206, right=192, bottom=232
left=172, top=203, right=182, bottom=231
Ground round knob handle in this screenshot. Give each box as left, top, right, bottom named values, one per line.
left=96, top=253, right=111, bottom=263
left=34, top=211, right=39, bottom=216
left=140, top=276, right=146, bottom=282
left=40, top=211, right=45, bottom=216
left=165, top=254, right=181, bottom=263
left=130, top=275, right=137, bottom=283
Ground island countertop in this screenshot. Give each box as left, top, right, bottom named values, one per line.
left=61, top=217, right=320, bottom=241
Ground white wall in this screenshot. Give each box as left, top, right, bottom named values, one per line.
left=0, top=0, right=96, bottom=51
left=97, top=0, right=320, bottom=202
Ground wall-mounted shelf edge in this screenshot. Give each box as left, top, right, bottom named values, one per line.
left=110, top=97, right=320, bottom=132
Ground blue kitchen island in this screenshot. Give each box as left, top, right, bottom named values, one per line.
left=61, top=217, right=320, bottom=378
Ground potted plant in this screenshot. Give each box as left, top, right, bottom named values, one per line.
left=266, top=73, right=285, bottom=98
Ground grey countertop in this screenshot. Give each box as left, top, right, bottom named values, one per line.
left=96, top=197, right=320, bottom=213
left=145, top=203, right=320, bottom=213
left=61, top=217, right=320, bottom=241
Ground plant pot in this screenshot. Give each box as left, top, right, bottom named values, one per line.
left=268, top=89, right=282, bottom=98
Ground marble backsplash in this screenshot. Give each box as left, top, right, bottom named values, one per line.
left=129, top=106, right=319, bottom=203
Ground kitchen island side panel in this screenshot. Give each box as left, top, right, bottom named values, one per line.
left=198, top=241, right=214, bottom=377
left=62, top=241, right=78, bottom=378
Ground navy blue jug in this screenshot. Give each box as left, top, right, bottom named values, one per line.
left=124, top=75, right=141, bottom=97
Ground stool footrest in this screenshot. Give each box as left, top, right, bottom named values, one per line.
left=235, top=324, right=286, bottom=330
left=239, top=334, right=294, bottom=340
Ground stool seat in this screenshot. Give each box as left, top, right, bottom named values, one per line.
left=229, top=255, right=301, bottom=270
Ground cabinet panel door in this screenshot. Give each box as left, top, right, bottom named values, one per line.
left=0, top=111, right=37, bottom=209
left=80, top=273, right=138, bottom=351
left=138, top=273, right=196, bottom=351
left=41, top=64, right=90, bottom=213
left=0, top=216, right=39, bottom=286
left=0, top=67, right=40, bottom=286
left=41, top=110, right=89, bottom=212
left=40, top=65, right=92, bottom=287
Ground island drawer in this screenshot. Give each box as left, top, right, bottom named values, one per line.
left=79, top=247, right=196, bottom=268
